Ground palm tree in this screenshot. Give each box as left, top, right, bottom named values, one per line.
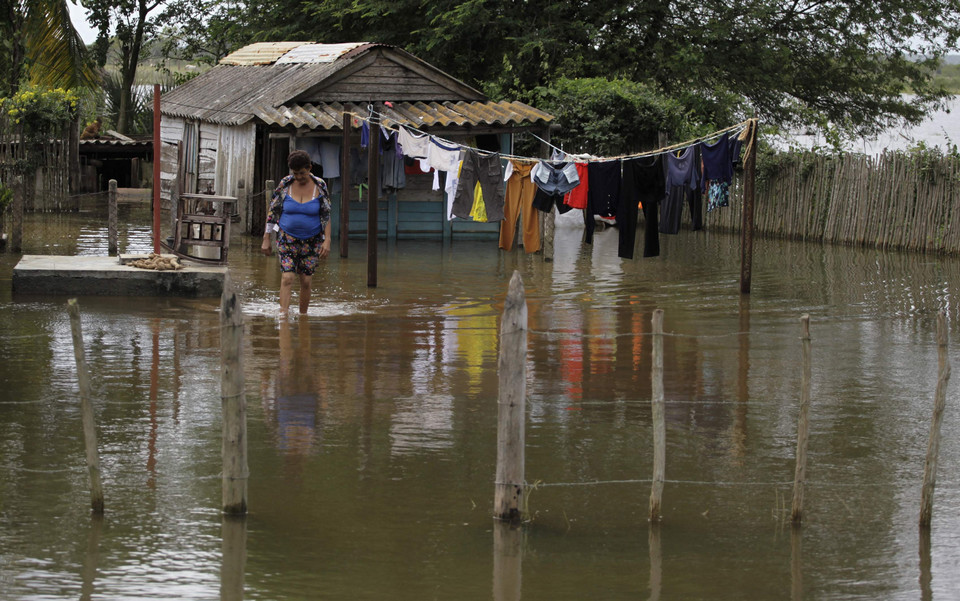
left=0, top=0, right=98, bottom=97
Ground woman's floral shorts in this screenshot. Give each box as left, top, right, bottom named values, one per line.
left=276, top=230, right=324, bottom=275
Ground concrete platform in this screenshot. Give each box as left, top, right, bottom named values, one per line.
left=12, top=255, right=227, bottom=297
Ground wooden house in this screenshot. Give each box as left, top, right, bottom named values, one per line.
left=160, top=42, right=554, bottom=240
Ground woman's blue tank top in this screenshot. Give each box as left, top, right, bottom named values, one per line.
left=278, top=195, right=322, bottom=239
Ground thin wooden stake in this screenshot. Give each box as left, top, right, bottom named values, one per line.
left=791, top=314, right=812, bottom=524
left=649, top=309, right=665, bottom=522
left=220, top=275, right=248, bottom=514
left=919, top=311, right=950, bottom=528
left=495, top=271, right=527, bottom=521
left=67, top=298, right=105, bottom=514
left=108, top=179, right=118, bottom=256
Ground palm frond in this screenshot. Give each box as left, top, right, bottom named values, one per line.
left=25, top=0, right=99, bottom=89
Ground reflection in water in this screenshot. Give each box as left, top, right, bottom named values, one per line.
left=791, top=526, right=803, bottom=601
left=493, top=521, right=523, bottom=601
left=79, top=515, right=103, bottom=601
left=648, top=524, right=662, bottom=601
left=267, top=319, right=324, bottom=457
left=920, top=527, right=932, bottom=601
left=2, top=209, right=960, bottom=599
left=221, top=516, right=247, bottom=601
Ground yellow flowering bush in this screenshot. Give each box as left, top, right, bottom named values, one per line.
left=0, top=86, right=81, bottom=174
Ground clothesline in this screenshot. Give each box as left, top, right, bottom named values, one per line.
left=344, top=108, right=753, bottom=165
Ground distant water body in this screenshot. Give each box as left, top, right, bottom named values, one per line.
left=784, top=96, right=958, bottom=154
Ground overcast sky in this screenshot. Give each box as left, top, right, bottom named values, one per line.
left=69, top=1, right=100, bottom=45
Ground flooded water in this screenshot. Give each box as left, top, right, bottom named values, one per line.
left=784, top=97, right=960, bottom=155
left=2, top=204, right=959, bottom=600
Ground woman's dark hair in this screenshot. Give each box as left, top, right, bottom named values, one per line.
left=287, top=149, right=312, bottom=171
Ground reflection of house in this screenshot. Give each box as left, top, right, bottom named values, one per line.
left=160, top=42, right=554, bottom=240
left=79, top=130, right=153, bottom=192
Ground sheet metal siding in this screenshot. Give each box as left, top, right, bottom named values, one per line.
left=159, top=116, right=185, bottom=204
left=215, top=123, right=257, bottom=232
left=198, top=122, right=219, bottom=192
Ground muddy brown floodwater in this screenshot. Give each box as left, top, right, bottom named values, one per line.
left=1, top=204, right=958, bottom=600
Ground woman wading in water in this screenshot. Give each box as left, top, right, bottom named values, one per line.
left=261, top=150, right=332, bottom=316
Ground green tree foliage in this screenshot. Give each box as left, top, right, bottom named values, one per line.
left=0, top=0, right=97, bottom=97
left=156, top=0, right=251, bottom=66
left=82, top=0, right=163, bottom=133
left=299, top=0, right=960, bottom=139
left=529, top=77, right=696, bottom=155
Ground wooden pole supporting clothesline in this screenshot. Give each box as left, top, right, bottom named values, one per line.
left=367, top=121, right=380, bottom=288
left=340, top=112, right=351, bottom=258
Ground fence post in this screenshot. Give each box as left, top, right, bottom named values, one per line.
left=108, top=179, right=118, bottom=255
left=67, top=298, right=105, bottom=513
left=649, top=309, right=665, bottom=522
left=11, top=176, right=23, bottom=252
left=919, top=310, right=950, bottom=528
left=220, top=276, right=248, bottom=514
left=791, top=314, right=812, bottom=524
left=495, top=271, right=527, bottom=521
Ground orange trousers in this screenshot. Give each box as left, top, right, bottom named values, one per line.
left=499, top=161, right=541, bottom=252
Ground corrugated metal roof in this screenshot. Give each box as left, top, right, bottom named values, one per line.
left=220, top=42, right=310, bottom=65
left=161, top=42, right=553, bottom=129
left=275, top=42, right=367, bottom=64
left=254, top=100, right=553, bottom=130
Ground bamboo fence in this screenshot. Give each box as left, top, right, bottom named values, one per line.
left=706, top=151, right=960, bottom=254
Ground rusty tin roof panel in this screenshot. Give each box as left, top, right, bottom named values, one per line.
left=220, top=42, right=309, bottom=65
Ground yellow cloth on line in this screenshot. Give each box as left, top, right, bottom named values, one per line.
left=469, top=181, right=486, bottom=221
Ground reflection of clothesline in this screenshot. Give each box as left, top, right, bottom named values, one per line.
left=346, top=108, right=752, bottom=164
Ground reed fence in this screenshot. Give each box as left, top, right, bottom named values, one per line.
left=708, top=150, right=960, bottom=254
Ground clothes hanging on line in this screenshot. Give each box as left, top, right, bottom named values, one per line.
left=500, top=160, right=541, bottom=253
left=397, top=126, right=430, bottom=159
left=583, top=160, right=621, bottom=245
left=660, top=146, right=701, bottom=235
left=700, top=132, right=734, bottom=212
left=563, top=162, right=590, bottom=209
left=531, top=160, right=580, bottom=215
left=620, top=155, right=665, bottom=259
left=452, top=149, right=505, bottom=222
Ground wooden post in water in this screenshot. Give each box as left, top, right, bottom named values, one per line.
left=919, top=311, right=950, bottom=528
left=340, top=112, right=351, bottom=258
left=739, top=119, right=758, bottom=294
left=108, top=179, right=118, bottom=256
left=649, top=309, right=666, bottom=522
left=791, top=314, right=812, bottom=524
left=67, top=299, right=105, bottom=514
left=495, top=271, right=527, bottom=521
left=10, top=176, right=23, bottom=252
left=367, top=120, right=380, bottom=287
left=220, top=276, right=248, bottom=514
left=539, top=127, right=554, bottom=262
